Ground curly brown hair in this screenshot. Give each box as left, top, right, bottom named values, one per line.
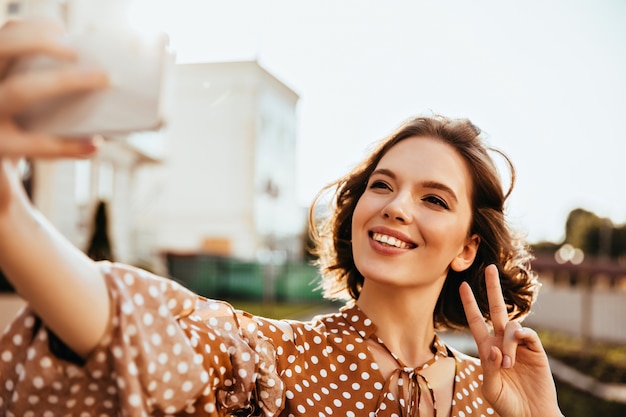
left=309, top=115, right=539, bottom=330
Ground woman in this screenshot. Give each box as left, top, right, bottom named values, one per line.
left=0, top=19, right=563, bottom=417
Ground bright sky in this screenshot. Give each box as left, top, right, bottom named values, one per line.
left=130, top=0, right=626, bottom=244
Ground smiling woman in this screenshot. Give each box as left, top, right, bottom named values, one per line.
left=0, top=22, right=562, bottom=414
left=311, top=116, right=536, bottom=327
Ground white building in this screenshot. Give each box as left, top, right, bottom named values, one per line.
left=0, top=0, right=167, bottom=330
left=134, top=61, right=303, bottom=262
left=0, top=0, right=166, bottom=267
left=1, top=0, right=303, bottom=264
left=0, top=1, right=304, bottom=330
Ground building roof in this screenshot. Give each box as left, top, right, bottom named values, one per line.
left=176, top=60, right=300, bottom=105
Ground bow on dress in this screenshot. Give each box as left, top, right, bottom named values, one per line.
left=374, top=335, right=448, bottom=417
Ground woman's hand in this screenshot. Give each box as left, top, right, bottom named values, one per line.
left=0, top=19, right=108, bottom=159
left=460, top=264, right=563, bottom=417
left=0, top=19, right=111, bottom=358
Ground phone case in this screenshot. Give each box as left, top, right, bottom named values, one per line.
left=12, top=30, right=171, bottom=137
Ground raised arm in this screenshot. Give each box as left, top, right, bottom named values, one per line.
left=0, top=19, right=110, bottom=358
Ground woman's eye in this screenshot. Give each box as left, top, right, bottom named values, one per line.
left=369, top=180, right=390, bottom=190
left=423, top=196, right=449, bottom=209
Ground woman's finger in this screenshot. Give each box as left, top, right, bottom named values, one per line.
left=480, top=345, right=504, bottom=402
left=0, top=120, right=100, bottom=158
left=514, top=327, right=545, bottom=353
left=0, top=19, right=75, bottom=60
left=459, top=281, right=490, bottom=346
left=0, top=65, right=108, bottom=116
left=0, top=19, right=108, bottom=116
left=1, top=137, right=100, bottom=158
left=501, top=320, right=522, bottom=368
left=485, top=264, right=508, bottom=337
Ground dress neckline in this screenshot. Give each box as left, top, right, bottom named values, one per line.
left=339, top=303, right=450, bottom=363
left=339, top=303, right=451, bottom=417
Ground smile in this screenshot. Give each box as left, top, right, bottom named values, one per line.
left=370, top=232, right=416, bottom=249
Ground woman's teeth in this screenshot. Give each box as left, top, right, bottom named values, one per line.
left=371, top=232, right=414, bottom=249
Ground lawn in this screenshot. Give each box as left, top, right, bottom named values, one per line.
left=538, top=329, right=626, bottom=384
left=535, top=329, right=626, bottom=416
left=555, top=379, right=626, bottom=417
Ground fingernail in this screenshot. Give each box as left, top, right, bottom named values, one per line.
left=502, top=354, right=512, bottom=369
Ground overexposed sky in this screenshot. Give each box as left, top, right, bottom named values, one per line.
left=131, top=0, right=626, bottom=244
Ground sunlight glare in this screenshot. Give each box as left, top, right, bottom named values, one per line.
left=126, top=0, right=172, bottom=36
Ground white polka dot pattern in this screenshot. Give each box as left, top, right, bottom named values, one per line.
left=0, top=262, right=497, bottom=416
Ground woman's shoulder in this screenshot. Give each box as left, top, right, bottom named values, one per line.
left=447, top=345, right=481, bottom=366
left=236, top=307, right=345, bottom=345
left=279, top=306, right=362, bottom=339
left=446, top=343, right=482, bottom=377
left=444, top=343, right=485, bottom=394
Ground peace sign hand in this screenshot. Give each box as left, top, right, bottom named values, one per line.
left=459, top=264, right=563, bottom=417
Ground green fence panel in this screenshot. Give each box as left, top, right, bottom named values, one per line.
left=276, top=263, right=324, bottom=302
left=165, top=253, right=325, bottom=302
left=224, top=260, right=264, bottom=299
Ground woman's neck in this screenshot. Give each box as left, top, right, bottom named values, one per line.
left=356, top=280, right=442, bottom=368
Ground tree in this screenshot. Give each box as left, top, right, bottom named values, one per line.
left=86, top=200, right=115, bottom=261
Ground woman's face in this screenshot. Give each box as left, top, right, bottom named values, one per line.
left=351, top=135, right=478, bottom=291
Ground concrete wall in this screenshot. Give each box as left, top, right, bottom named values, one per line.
left=526, top=281, right=626, bottom=343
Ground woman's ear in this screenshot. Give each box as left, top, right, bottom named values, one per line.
left=451, top=234, right=481, bottom=272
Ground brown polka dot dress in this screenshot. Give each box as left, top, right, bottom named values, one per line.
left=0, top=262, right=498, bottom=416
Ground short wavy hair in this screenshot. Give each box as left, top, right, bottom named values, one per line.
left=309, top=115, right=539, bottom=330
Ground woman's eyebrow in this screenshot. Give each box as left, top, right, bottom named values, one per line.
left=421, top=180, right=458, bottom=204
left=371, top=168, right=458, bottom=203
left=371, top=168, right=395, bottom=179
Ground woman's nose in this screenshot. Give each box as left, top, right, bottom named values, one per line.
left=381, top=192, right=413, bottom=223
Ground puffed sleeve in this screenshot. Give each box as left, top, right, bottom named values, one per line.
left=0, top=262, right=286, bottom=416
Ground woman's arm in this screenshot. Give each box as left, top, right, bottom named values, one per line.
left=0, top=19, right=110, bottom=358
left=0, top=162, right=109, bottom=358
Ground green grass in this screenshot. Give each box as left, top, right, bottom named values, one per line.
left=537, top=329, right=626, bottom=416
left=538, top=329, right=626, bottom=384
left=555, top=379, right=626, bottom=417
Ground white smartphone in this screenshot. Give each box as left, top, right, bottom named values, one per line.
left=12, top=29, right=172, bottom=137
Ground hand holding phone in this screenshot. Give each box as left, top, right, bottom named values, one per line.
left=11, top=29, right=172, bottom=138
left=0, top=18, right=108, bottom=158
